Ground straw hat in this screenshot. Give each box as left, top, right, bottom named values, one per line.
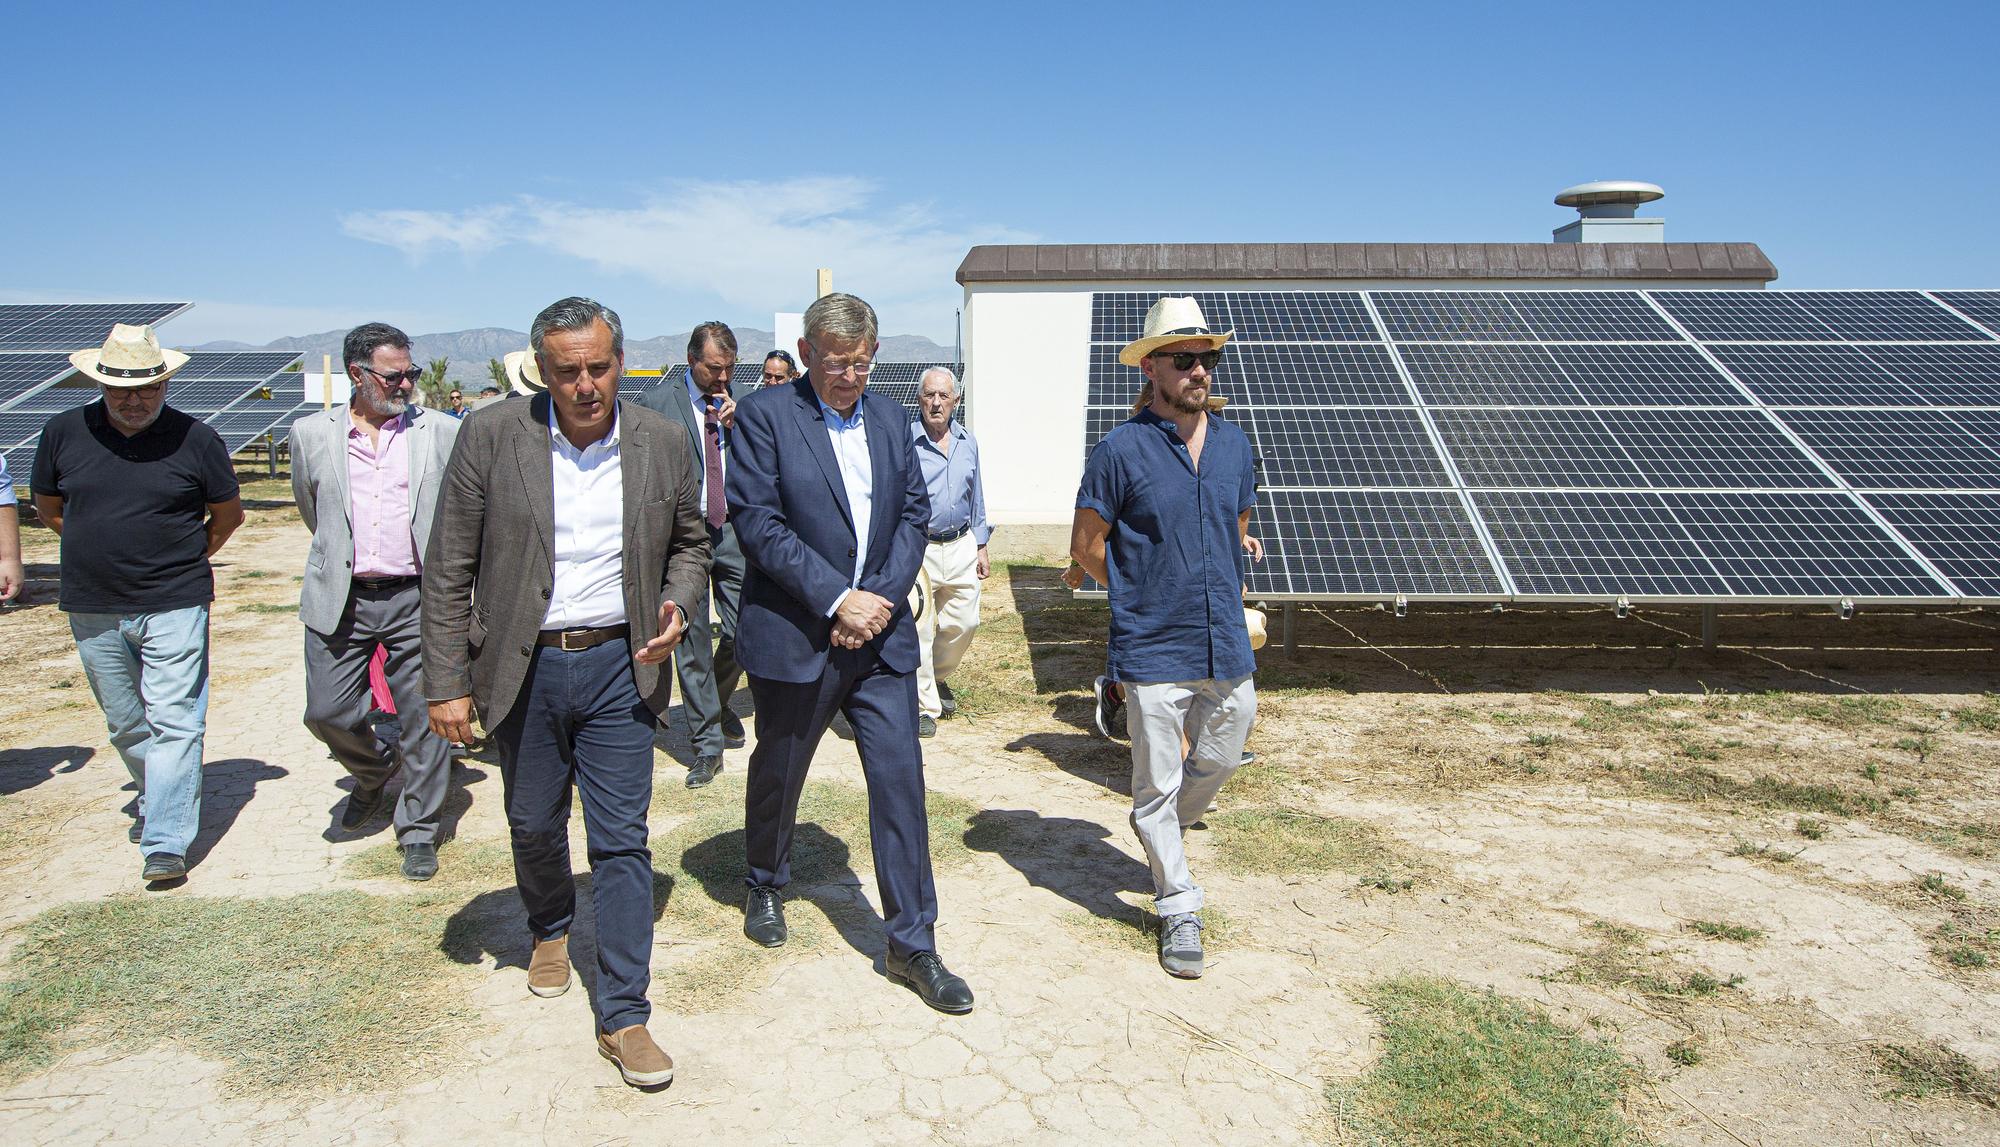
left=69, top=324, right=190, bottom=387
left=502, top=349, right=545, bottom=395
left=1244, top=607, right=1268, bottom=651
left=1117, top=296, right=1234, bottom=367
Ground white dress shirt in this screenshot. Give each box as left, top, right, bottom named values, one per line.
left=687, top=377, right=728, bottom=519
left=820, top=397, right=873, bottom=615
left=543, top=403, right=627, bottom=629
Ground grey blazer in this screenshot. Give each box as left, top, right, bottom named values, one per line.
left=291, top=404, right=460, bottom=635
left=634, top=377, right=755, bottom=488
left=420, top=394, right=712, bottom=729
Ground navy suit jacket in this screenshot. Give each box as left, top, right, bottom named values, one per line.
left=726, top=375, right=931, bottom=685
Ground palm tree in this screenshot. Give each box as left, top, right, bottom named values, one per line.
left=487, top=358, right=509, bottom=391
left=419, top=357, right=451, bottom=406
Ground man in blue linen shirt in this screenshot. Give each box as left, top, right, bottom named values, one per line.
left=910, top=366, right=990, bottom=736
left=1069, top=297, right=1260, bottom=980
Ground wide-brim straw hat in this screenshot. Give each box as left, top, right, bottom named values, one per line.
left=1244, top=607, right=1268, bottom=651
left=69, top=323, right=190, bottom=387
left=1118, top=296, right=1234, bottom=367
left=503, top=349, right=545, bottom=395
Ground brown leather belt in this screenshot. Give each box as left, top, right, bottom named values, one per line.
left=535, top=624, right=630, bottom=652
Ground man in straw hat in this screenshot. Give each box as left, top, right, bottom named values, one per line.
left=30, top=324, right=245, bottom=884
left=290, top=323, right=461, bottom=879
left=423, top=298, right=710, bottom=1088
left=1070, top=296, right=1261, bottom=979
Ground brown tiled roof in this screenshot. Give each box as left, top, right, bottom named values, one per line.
left=954, top=243, right=1777, bottom=284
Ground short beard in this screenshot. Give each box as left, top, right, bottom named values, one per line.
left=355, top=385, right=408, bottom=418
left=1164, top=385, right=1208, bottom=415
left=105, top=405, right=161, bottom=433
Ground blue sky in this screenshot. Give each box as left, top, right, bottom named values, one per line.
left=5, top=0, right=1996, bottom=349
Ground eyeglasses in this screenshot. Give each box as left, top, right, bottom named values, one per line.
left=817, top=359, right=874, bottom=379
left=1149, top=350, right=1223, bottom=371
left=360, top=365, right=423, bottom=386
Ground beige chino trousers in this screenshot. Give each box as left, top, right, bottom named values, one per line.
left=915, top=531, right=982, bottom=718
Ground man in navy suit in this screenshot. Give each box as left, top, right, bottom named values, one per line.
left=725, top=292, right=974, bottom=1014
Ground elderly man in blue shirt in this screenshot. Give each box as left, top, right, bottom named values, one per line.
left=910, top=367, right=990, bottom=737
left=1070, top=297, right=1261, bottom=980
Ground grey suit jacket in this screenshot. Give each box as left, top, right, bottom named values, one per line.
left=291, top=404, right=460, bottom=635
left=420, top=394, right=712, bottom=728
left=633, top=377, right=754, bottom=491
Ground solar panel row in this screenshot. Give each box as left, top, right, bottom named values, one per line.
left=1080, top=289, right=2000, bottom=604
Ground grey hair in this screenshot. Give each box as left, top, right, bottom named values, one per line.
left=918, top=366, right=961, bottom=397
left=801, top=292, right=878, bottom=349
left=530, top=296, right=624, bottom=358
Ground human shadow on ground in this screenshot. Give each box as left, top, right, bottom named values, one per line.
left=442, top=868, right=675, bottom=1020
left=178, top=758, right=289, bottom=873
left=962, top=808, right=1154, bottom=934
left=680, top=823, right=883, bottom=962
left=1, top=562, right=61, bottom=610
left=320, top=752, right=489, bottom=845
left=0, top=745, right=94, bottom=795
left=1004, top=731, right=1132, bottom=799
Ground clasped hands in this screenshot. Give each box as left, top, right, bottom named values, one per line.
left=832, top=590, right=893, bottom=650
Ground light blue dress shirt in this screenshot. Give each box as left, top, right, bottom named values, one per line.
left=911, top=421, right=989, bottom=545
left=0, top=451, right=15, bottom=507
left=820, top=396, right=873, bottom=615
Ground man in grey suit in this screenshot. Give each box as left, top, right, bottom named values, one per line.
left=423, top=297, right=710, bottom=1089
left=634, top=320, right=752, bottom=787
left=291, top=322, right=460, bottom=880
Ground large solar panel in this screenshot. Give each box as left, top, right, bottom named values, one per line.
left=1090, top=291, right=1379, bottom=343
left=1076, top=287, right=2000, bottom=604
left=0, top=352, right=75, bottom=410
left=0, top=302, right=190, bottom=351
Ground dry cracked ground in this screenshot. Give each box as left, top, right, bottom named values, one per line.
left=2, top=476, right=1999, bottom=1145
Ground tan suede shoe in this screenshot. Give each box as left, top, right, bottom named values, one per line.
left=598, top=1024, right=674, bottom=1087
left=527, top=936, right=571, bottom=998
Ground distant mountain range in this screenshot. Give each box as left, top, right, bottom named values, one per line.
left=194, top=327, right=961, bottom=388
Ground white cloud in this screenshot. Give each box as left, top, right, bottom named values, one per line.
left=339, top=178, right=1035, bottom=337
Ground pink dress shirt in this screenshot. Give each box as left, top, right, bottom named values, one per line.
left=347, top=411, right=420, bottom=578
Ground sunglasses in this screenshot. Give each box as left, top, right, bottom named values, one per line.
left=1149, top=349, right=1223, bottom=371
left=361, top=365, right=423, bottom=386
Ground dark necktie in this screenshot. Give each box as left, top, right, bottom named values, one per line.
left=703, top=398, right=727, bottom=529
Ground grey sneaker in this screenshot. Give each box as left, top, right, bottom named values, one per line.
left=1158, top=912, right=1204, bottom=978
left=1092, top=676, right=1123, bottom=740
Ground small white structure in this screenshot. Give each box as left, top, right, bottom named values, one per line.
left=958, top=223, right=1777, bottom=526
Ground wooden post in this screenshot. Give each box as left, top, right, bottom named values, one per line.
left=1283, top=604, right=1297, bottom=657
left=1701, top=604, right=1718, bottom=650
left=322, top=354, right=333, bottom=409
left=816, top=268, right=832, bottom=298
left=265, top=432, right=276, bottom=477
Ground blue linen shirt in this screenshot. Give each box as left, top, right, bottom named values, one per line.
left=911, top=421, right=990, bottom=544
left=820, top=396, right=873, bottom=614
left=1076, top=409, right=1258, bottom=685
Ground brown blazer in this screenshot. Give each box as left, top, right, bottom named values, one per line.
left=421, top=393, right=711, bottom=729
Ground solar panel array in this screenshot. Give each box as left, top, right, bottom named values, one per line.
left=0, top=302, right=189, bottom=351
left=1083, top=289, right=2000, bottom=604
left=659, top=361, right=965, bottom=423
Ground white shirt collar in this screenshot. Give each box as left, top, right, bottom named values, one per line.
left=546, top=397, right=621, bottom=452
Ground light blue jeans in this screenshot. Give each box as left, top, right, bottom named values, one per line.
left=1125, top=674, right=1256, bottom=917
left=69, top=605, right=211, bottom=856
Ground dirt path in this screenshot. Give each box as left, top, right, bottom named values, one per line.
left=3, top=487, right=1999, bottom=1145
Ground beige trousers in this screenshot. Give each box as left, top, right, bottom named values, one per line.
left=915, top=532, right=981, bottom=718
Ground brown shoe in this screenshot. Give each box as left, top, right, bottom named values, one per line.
left=597, top=1024, right=674, bottom=1087
left=527, top=936, right=571, bottom=998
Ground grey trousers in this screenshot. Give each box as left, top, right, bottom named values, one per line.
left=1125, top=674, right=1256, bottom=916
left=302, top=579, right=451, bottom=844
left=672, top=521, right=746, bottom=756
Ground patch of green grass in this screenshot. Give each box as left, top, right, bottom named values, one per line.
left=236, top=569, right=272, bottom=579
left=1665, top=1037, right=1704, bottom=1067
left=345, top=838, right=516, bottom=890
left=1919, top=873, right=1968, bottom=901
left=1686, top=920, right=1765, bottom=943
left=1361, top=873, right=1416, bottom=894
left=1638, top=970, right=1744, bottom=998
left=1872, top=1042, right=2000, bottom=1108
left=1735, top=692, right=1906, bottom=729
left=1640, top=765, right=1878, bottom=816
left=1526, top=732, right=1560, bottom=750
left=1952, top=701, right=2000, bottom=733
left=0, top=890, right=480, bottom=1094
left=1728, top=839, right=1798, bottom=864
left=1334, top=975, right=1637, bottom=1146
left=1672, top=738, right=1722, bottom=761
left=1862, top=763, right=1881, bottom=782
left=235, top=602, right=295, bottom=614
left=1894, top=735, right=1935, bottom=763
left=1795, top=816, right=1827, bottom=840
left=1208, top=808, right=1415, bottom=881
left=1892, top=785, right=1921, bottom=799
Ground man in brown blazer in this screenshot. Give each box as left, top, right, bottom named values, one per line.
left=422, top=297, right=710, bottom=1089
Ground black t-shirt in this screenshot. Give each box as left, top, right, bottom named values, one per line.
left=30, top=402, right=240, bottom=614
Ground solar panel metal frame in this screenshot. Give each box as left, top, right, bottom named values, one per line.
left=0, top=302, right=191, bottom=351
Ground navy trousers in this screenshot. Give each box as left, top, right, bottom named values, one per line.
left=492, top=638, right=657, bottom=1033
left=743, top=645, right=939, bottom=960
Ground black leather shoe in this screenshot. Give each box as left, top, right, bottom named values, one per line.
left=744, top=886, right=786, bottom=947
left=341, top=784, right=387, bottom=830
left=142, top=852, right=186, bottom=882
left=401, top=842, right=439, bottom=882
left=719, top=710, right=746, bottom=748
left=128, top=817, right=143, bottom=844
left=887, top=951, right=974, bottom=1014
left=918, top=715, right=937, bottom=739
left=686, top=755, right=723, bottom=788
left=937, top=681, right=957, bottom=718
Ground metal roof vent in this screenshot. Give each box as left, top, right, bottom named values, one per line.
left=1553, top=180, right=1665, bottom=243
